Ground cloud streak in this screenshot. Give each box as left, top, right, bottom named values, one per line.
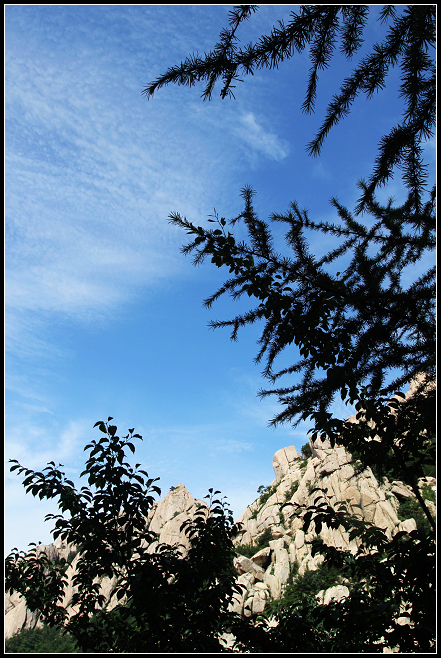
left=236, top=112, right=290, bottom=161
left=5, top=12, right=293, bottom=412
left=5, top=13, right=251, bottom=364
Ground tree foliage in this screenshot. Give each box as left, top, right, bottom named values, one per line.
left=144, top=5, right=435, bottom=213
left=6, top=420, right=244, bottom=653
left=146, top=4, right=436, bottom=430
left=5, top=625, right=83, bottom=654
left=143, top=4, right=436, bottom=651
left=154, top=5, right=435, bottom=513
left=5, top=420, right=436, bottom=652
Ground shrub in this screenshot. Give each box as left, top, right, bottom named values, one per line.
left=5, top=625, right=83, bottom=653
left=250, top=484, right=278, bottom=520
left=235, top=526, right=274, bottom=559
left=284, top=480, right=299, bottom=502
left=256, top=527, right=273, bottom=551
left=258, top=484, right=277, bottom=507
left=301, top=443, right=312, bottom=459
left=235, top=543, right=257, bottom=559
left=422, top=483, right=435, bottom=504
left=276, top=560, right=344, bottom=610
left=398, top=496, right=434, bottom=534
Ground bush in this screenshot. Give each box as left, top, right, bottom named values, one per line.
left=235, top=543, right=257, bottom=559
left=284, top=480, right=299, bottom=502
left=250, top=484, right=278, bottom=520
left=256, top=527, right=273, bottom=551
left=422, top=462, right=436, bottom=478
left=258, top=484, right=277, bottom=507
left=398, top=496, right=434, bottom=534
left=235, top=526, right=274, bottom=559
left=422, top=483, right=435, bottom=504
left=301, top=443, right=312, bottom=459
left=276, top=560, right=344, bottom=610
left=5, top=625, right=84, bottom=653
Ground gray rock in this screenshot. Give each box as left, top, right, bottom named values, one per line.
left=234, top=555, right=265, bottom=582
left=272, top=446, right=301, bottom=483
left=251, top=546, right=271, bottom=569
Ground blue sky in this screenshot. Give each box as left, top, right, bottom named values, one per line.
left=5, top=5, right=435, bottom=556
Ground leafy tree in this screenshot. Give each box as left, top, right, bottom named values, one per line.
left=5, top=420, right=245, bottom=653
left=148, top=5, right=436, bottom=440
left=144, top=5, right=435, bottom=214
left=145, top=2, right=436, bottom=519
left=5, top=419, right=436, bottom=652
left=143, top=4, right=436, bottom=652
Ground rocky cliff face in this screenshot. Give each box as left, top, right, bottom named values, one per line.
left=5, top=443, right=436, bottom=640
left=229, top=437, right=435, bottom=617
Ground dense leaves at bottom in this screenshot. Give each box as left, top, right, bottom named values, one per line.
left=5, top=625, right=84, bottom=653
left=5, top=419, right=435, bottom=652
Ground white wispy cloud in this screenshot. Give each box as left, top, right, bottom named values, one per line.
left=312, top=160, right=331, bottom=180
left=6, top=24, right=299, bottom=441
left=5, top=19, right=249, bottom=368
left=212, top=439, right=255, bottom=454
left=236, top=112, right=290, bottom=161
left=5, top=418, right=90, bottom=470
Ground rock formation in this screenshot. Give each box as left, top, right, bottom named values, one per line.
left=229, top=436, right=435, bottom=617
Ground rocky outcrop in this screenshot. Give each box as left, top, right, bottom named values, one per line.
left=227, top=375, right=436, bottom=620
left=229, top=435, right=435, bottom=617
left=4, top=590, right=42, bottom=638
left=145, top=482, right=207, bottom=552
